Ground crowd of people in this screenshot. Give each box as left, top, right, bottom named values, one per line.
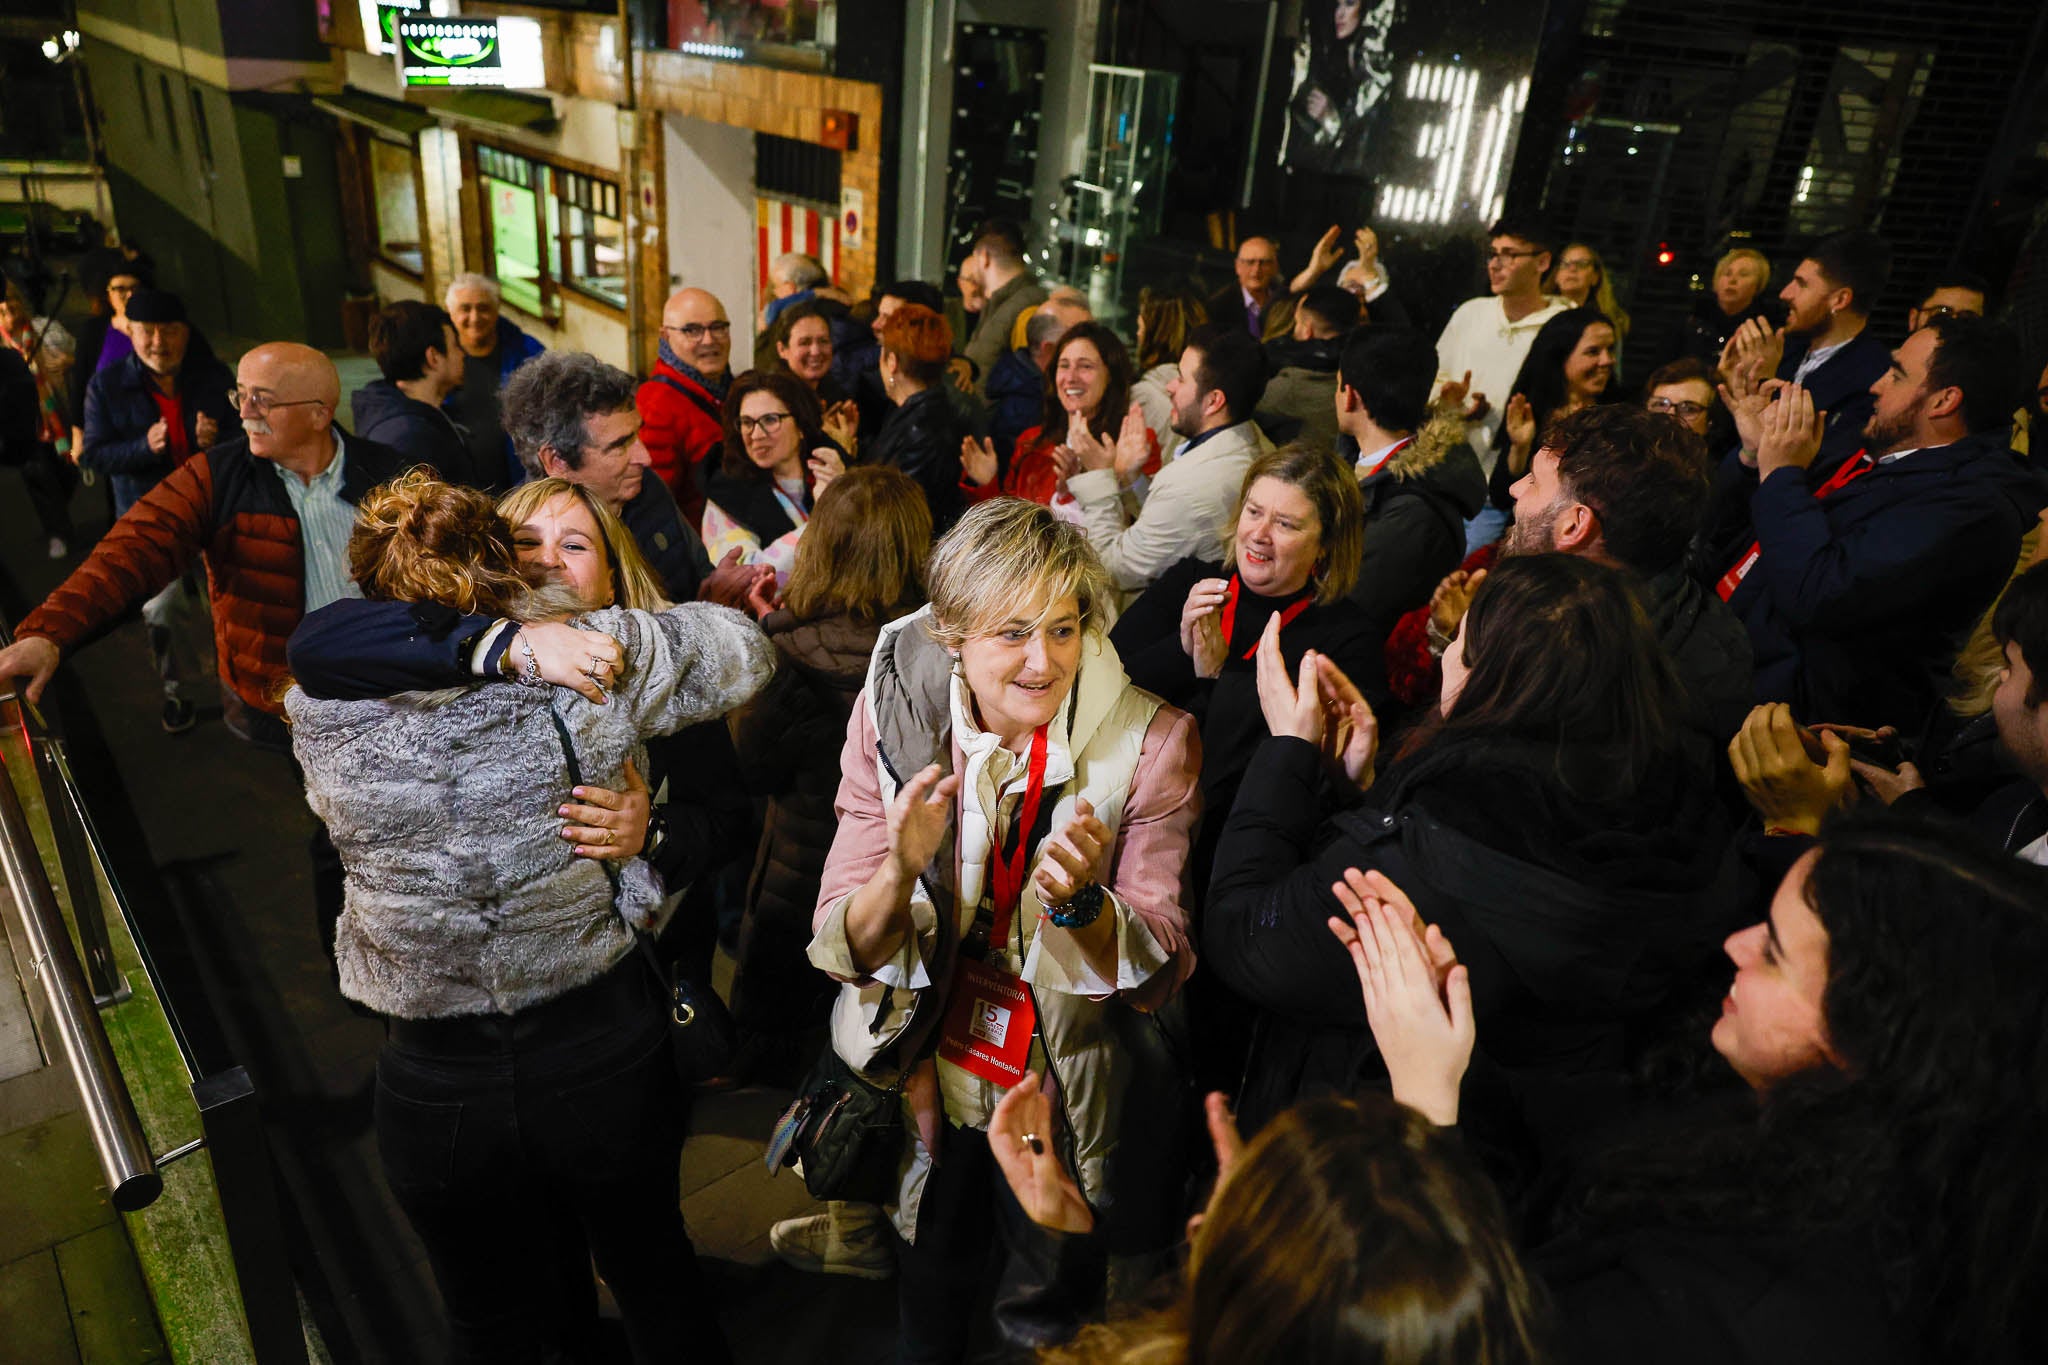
left=3, top=207, right=2048, bottom=1365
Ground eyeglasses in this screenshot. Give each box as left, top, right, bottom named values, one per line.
left=664, top=321, right=732, bottom=341
left=737, top=412, right=792, bottom=437
left=1647, top=397, right=1710, bottom=419
left=1918, top=305, right=1981, bottom=322
left=229, top=386, right=326, bottom=417
left=1486, top=248, right=1544, bottom=263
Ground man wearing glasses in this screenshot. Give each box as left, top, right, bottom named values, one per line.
left=74, top=289, right=239, bottom=732
left=0, top=340, right=413, bottom=751
left=639, top=285, right=736, bottom=526
left=1433, top=218, right=1570, bottom=550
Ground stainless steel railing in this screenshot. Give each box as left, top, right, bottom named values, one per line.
left=0, top=692, right=161, bottom=1210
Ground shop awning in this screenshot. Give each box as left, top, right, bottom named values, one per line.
left=408, top=90, right=559, bottom=136
left=312, top=90, right=438, bottom=141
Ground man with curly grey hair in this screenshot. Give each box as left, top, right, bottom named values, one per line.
left=502, top=349, right=764, bottom=608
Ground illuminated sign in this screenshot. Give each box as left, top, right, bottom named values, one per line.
left=396, top=17, right=545, bottom=88
left=1276, top=0, right=1544, bottom=238
left=1377, top=66, right=1529, bottom=228
left=358, top=0, right=423, bottom=57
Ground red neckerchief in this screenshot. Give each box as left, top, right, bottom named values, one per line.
left=1715, top=450, right=1875, bottom=602
left=1220, top=574, right=1313, bottom=660
left=986, top=724, right=1050, bottom=946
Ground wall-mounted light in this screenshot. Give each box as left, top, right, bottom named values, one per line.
left=41, top=29, right=81, bottom=63
left=679, top=41, right=744, bottom=61
left=820, top=109, right=858, bottom=151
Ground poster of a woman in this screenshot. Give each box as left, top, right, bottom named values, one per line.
left=1282, top=0, right=1400, bottom=178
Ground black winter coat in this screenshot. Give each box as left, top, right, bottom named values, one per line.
left=1111, top=556, right=1385, bottom=896
left=1205, top=732, right=1734, bottom=1134
left=864, top=386, right=966, bottom=531
left=1348, top=413, right=1488, bottom=627
left=350, top=379, right=479, bottom=488
left=728, top=608, right=883, bottom=1028
left=1641, top=565, right=1754, bottom=743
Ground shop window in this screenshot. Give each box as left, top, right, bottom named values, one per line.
left=367, top=137, right=425, bottom=277
left=474, top=142, right=625, bottom=319
left=549, top=168, right=625, bottom=309
left=477, top=144, right=547, bottom=317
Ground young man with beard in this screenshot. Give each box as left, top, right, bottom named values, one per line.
left=1720, top=230, right=1892, bottom=479
left=1482, top=403, right=1754, bottom=740
left=1718, top=315, right=2047, bottom=732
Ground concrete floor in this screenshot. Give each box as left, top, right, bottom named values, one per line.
left=0, top=441, right=898, bottom=1362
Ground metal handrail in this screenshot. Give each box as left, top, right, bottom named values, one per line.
left=0, top=720, right=161, bottom=1210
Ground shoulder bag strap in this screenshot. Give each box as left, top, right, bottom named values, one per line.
left=543, top=704, right=670, bottom=988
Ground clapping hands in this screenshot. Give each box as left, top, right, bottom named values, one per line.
left=1253, top=615, right=1379, bottom=790
left=1327, top=869, right=1471, bottom=1125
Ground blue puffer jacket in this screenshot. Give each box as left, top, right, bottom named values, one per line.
left=80, top=351, right=240, bottom=514
left=1730, top=431, right=2048, bottom=730
left=443, top=316, right=544, bottom=488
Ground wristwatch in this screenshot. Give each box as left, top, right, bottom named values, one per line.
left=1048, top=884, right=1106, bottom=930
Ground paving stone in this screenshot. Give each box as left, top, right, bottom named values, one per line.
left=0, top=1111, right=117, bottom=1262
left=0, top=1249, right=83, bottom=1365
left=53, top=1223, right=168, bottom=1364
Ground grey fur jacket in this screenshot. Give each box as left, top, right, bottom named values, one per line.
left=286, top=603, right=774, bottom=1020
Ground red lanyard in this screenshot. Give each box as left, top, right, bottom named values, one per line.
left=1356, top=435, right=1413, bottom=480
left=1219, top=574, right=1313, bottom=660
left=1715, top=450, right=1874, bottom=602
left=986, top=724, right=1050, bottom=946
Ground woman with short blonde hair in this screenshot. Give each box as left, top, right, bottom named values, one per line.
left=795, top=495, right=1201, bottom=1357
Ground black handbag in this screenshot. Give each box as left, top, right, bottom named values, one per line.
left=545, top=707, right=736, bottom=1085
left=766, top=1043, right=906, bottom=1204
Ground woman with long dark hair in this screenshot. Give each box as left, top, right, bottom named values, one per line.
left=993, top=1087, right=1551, bottom=1365
left=701, top=369, right=846, bottom=587
left=1487, top=307, right=1616, bottom=511
left=1205, top=553, right=1728, bottom=1133
left=961, top=320, right=1156, bottom=507
left=1283, top=0, right=1399, bottom=178
left=1340, top=811, right=2048, bottom=1364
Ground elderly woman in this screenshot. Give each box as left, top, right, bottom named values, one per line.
left=806, top=496, right=1201, bottom=1361
left=284, top=471, right=771, bottom=1365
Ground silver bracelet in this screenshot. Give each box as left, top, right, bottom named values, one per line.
left=516, top=633, right=546, bottom=688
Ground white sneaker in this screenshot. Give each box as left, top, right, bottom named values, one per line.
left=769, top=1201, right=895, bottom=1280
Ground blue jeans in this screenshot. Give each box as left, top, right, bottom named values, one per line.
left=375, top=961, right=730, bottom=1365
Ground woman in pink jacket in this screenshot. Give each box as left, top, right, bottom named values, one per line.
left=802, top=496, right=1201, bottom=1362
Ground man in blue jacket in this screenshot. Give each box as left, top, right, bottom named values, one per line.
left=78, top=288, right=238, bottom=732
left=1722, top=314, right=2046, bottom=731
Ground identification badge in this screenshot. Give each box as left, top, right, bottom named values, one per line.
left=936, top=958, right=1036, bottom=1088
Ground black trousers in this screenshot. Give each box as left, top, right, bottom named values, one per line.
left=894, top=1125, right=1106, bottom=1365
left=376, top=962, right=732, bottom=1365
